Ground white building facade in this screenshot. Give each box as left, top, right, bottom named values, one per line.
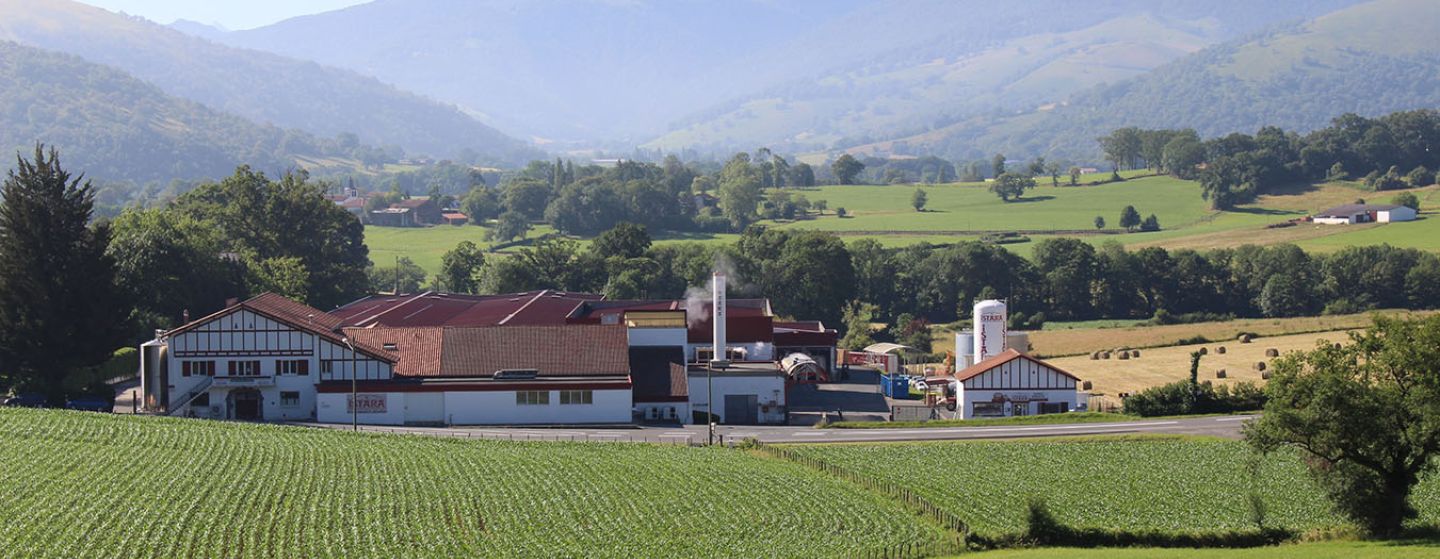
left=954, top=349, right=1079, bottom=420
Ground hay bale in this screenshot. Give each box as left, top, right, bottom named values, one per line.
left=1090, top=352, right=1100, bottom=360
left=1118, top=351, right=1130, bottom=360
left=1265, top=348, right=1280, bottom=358
left=1131, top=350, right=1141, bottom=358
left=1198, top=347, right=1208, bottom=355
left=1255, top=361, right=1267, bottom=372
left=1216, top=346, right=1227, bottom=354
left=1101, top=352, right=1111, bottom=359
left=1239, top=333, right=1253, bottom=343
left=1216, top=370, right=1227, bottom=379
left=1082, top=380, right=1093, bottom=391
left=1262, top=371, right=1272, bottom=380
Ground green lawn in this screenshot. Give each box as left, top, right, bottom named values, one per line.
left=1296, top=212, right=1440, bottom=252
left=0, top=408, right=943, bottom=558
left=961, top=541, right=1440, bottom=559
left=365, top=223, right=560, bottom=273
left=790, top=435, right=1440, bottom=538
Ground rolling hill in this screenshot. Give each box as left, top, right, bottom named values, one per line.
left=849, top=0, right=1440, bottom=164
left=0, top=40, right=322, bottom=185
left=196, top=0, right=1357, bottom=147
left=0, top=0, right=537, bottom=164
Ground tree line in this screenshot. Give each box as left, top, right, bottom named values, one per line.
left=1097, top=109, right=1440, bottom=209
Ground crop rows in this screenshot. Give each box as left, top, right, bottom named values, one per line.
left=790, top=436, right=1440, bottom=537
left=0, top=409, right=943, bottom=558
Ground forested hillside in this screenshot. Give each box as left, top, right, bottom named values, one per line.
left=0, top=41, right=305, bottom=184
left=867, top=0, right=1440, bottom=164
left=202, top=0, right=1357, bottom=146
left=0, top=0, right=536, bottom=164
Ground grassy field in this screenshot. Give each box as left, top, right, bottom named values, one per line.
left=823, top=411, right=1143, bottom=429
left=1046, top=330, right=1352, bottom=397
left=961, top=540, right=1440, bottom=559
left=363, top=178, right=1439, bottom=276
left=989, top=309, right=1436, bottom=358
left=0, top=409, right=943, bottom=558
left=790, top=435, right=1440, bottom=539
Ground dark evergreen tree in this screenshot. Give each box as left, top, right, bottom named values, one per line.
left=0, top=146, right=130, bottom=403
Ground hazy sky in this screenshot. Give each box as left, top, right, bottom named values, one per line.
left=79, top=0, right=371, bottom=30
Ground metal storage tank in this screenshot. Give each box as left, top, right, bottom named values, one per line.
left=972, top=299, right=1007, bottom=361
left=954, top=331, right=975, bottom=367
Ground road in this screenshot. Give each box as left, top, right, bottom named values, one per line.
left=295, top=414, right=1255, bottom=445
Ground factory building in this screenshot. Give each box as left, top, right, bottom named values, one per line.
left=140, top=276, right=834, bottom=426
left=950, top=300, right=1079, bottom=419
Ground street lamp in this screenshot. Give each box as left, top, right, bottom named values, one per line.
left=342, top=337, right=357, bottom=431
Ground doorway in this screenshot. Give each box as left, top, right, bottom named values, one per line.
left=724, top=394, right=758, bottom=425
left=1010, top=401, right=1029, bottom=417
left=231, top=389, right=263, bottom=421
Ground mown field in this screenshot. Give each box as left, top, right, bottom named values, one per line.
left=364, top=176, right=1438, bottom=276
left=0, top=409, right=943, bottom=558
left=790, top=436, right=1440, bottom=539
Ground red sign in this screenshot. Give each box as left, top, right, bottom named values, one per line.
left=347, top=394, right=387, bottom=414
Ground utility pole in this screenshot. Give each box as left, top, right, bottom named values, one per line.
left=343, top=337, right=358, bottom=431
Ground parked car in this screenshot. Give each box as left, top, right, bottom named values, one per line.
left=65, top=395, right=115, bottom=413
left=2, top=393, right=47, bottom=407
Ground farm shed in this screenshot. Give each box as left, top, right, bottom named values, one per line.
left=1312, top=203, right=1416, bottom=224
left=952, top=348, right=1080, bottom=420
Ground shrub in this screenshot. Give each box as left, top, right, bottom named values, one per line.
left=1124, top=380, right=1267, bottom=416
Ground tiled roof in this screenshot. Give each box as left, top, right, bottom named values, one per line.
left=953, top=348, right=1079, bottom=383
left=438, top=325, right=630, bottom=378
left=342, top=327, right=444, bottom=376
left=629, top=346, right=688, bottom=402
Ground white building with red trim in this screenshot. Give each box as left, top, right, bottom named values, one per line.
left=952, top=348, right=1080, bottom=419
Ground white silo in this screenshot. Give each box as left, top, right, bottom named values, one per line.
left=972, top=299, right=1007, bottom=361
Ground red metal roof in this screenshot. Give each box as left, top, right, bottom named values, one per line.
left=953, top=349, right=1081, bottom=383
left=332, top=291, right=602, bottom=328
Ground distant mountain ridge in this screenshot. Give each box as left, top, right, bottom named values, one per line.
left=846, top=0, right=1440, bottom=164
left=0, top=40, right=317, bottom=185
left=0, top=0, right=537, bottom=163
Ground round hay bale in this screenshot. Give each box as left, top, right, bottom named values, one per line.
left=1255, top=361, right=1267, bottom=372
left=1198, top=347, right=1208, bottom=355
left=1101, top=352, right=1111, bottom=359
left=1261, top=371, right=1272, bottom=380
left=1090, top=352, right=1100, bottom=360
left=1216, top=370, right=1227, bottom=379
left=1239, top=333, right=1253, bottom=343
left=1118, top=352, right=1130, bottom=360
left=1082, top=380, right=1093, bottom=391
left=1265, top=348, right=1280, bottom=358
left=1131, top=350, right=1141, bottom=358
left=1216, top=346, right=1227, bottom=354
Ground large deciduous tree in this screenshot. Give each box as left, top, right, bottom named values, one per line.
left=440, top=240, right=486, bottom=294
left=831, top=154, right=864, bottom=185
left=1246, top=316, right=1440, bottom=536
left=174, top=167, right=369, bottom=309
left=0, top=146, right=130, bottom=403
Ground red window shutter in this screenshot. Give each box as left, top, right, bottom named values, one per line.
left=299, top=360, right=310, bottom=375
left=228, top=361, right=237, bottom=375
left=182, top=362, right=191, bottom=377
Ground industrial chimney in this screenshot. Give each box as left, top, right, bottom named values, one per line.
left=710, top=272, right=729, bottom=368
left=973, top=299, right=1007, bottom=361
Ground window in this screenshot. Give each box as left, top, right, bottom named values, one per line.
left=320, top=360, right=335, bottom=375
left=228, top=360, right=261, bottom=376
left=181, top=361, right=216, bottom=377
left=1038, top=402, right=1069, bottom=415
left=972, top=402, right=1006, bottom=417
left=560, top=390, right=594, bottom=405
left=516, top=391, right=550, bottom=405
left=280, top=391, right=301, bottom=407
left=278, top=360, right=309, bottom=376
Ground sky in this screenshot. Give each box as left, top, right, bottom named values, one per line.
left=79, top=0, right=371, bottom=31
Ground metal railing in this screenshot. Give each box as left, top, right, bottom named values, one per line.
left=165, top=377, right=213, bottom=416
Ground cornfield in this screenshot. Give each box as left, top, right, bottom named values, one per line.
left=0, top=409, right=943, bottom=558
left=791, top=436, right=1440, bottom=537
